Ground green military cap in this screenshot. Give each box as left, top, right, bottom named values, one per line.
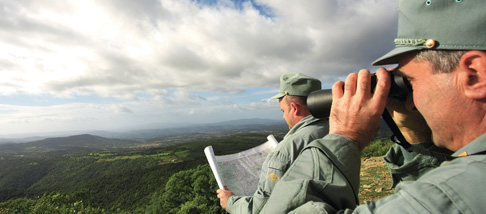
left=270, top=73, right=321, bottom=99
left=373, top=0, right=486, bottom=65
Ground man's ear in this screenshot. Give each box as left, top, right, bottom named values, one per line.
left=289, top=102, right=300, bottom=115
left=459, top=50, right=486, bottom=100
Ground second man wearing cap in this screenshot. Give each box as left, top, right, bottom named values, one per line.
left=217, top=73, right=329, bottom=213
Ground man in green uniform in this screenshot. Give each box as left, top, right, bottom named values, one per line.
left=216, top=73, right=329, bottom=213
left=260, top=0, right=486, bottom=213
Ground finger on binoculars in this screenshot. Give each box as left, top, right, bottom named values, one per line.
left=372, top=68, right=391, bottom=102
left=356, top=70, right=372, bottom=97
left=343, top=72, right=358, bottom=96
left=332, top=81, right=345, bottom=98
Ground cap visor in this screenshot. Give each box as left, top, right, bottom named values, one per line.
left=270, top=93, right=285, bottom=99
left=372, top=46, right=422, bottom=66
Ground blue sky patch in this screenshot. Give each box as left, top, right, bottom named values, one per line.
left=195, top=0, right=274, bottom=18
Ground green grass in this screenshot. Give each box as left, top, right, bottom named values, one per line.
left=147, top=152, right=172, bottom=157
left=95, top=152, right=116, bottom=157
left=174, top=150, right=189, bottom=158
left=25, top=146, right=38, bottom=150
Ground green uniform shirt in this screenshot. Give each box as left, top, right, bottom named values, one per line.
left=278, top=133, right=486, bottom=213
left=226, top=115, right=329, bottom=214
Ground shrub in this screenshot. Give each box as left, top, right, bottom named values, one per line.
left=361, top=138, right=394, bottom=157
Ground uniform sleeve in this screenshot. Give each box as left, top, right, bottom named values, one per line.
left=353, top=181, right=456, bottom=213
left=225, top=195, right=255, bottom=214
left=225, top=187, right=273, bottom=214
left=260, top=134, right=361, bottom=214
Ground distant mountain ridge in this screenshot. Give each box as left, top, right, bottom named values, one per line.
left=88, top=118, right=287, bottom=139
left=0, top=117, right=394, bottom=149
left=0, top=134, right=142, bottom=154
left=0, top=118, right=286, bottom=143
left=0, top=118, right=289, bottom=154
left=32, top=134, right=140, bottom=149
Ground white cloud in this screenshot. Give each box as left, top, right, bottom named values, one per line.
left=0, top=0, right=398, bottom=96
left=0, top=0, right=399, bottom=135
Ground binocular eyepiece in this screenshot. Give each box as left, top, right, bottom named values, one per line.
left=307, top=73, right=412, bottom=118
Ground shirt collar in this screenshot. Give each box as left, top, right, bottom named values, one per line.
left=285, top=115, right=323, bottom=137
left=452, top=133, right=486, bottom=157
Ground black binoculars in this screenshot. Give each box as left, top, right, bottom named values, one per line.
left=307, top=73, right=412, bottom=118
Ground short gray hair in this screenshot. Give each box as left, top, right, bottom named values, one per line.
left=413, top=50, right=467, bottom=74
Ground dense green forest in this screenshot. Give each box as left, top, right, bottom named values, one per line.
left=0, top=124, right=393, bottom=213
left=0, top=128, right=290, bottom=213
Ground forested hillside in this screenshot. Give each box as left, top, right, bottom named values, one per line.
left=0, top=120, right=394, bottom=213
left=0, top=127, right=289, bottom=213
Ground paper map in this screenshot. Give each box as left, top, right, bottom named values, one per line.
left=204, top=135, right=278, bottom=196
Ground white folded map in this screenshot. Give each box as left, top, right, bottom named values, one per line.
left=204, top=135, right=278, bottom=196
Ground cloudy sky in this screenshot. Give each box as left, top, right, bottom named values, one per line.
left=0, top=0, right=398, bottom=137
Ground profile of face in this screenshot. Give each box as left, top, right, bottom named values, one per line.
left=279, top=96, right=296, bottom=130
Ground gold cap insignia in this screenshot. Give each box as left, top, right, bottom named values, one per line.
left=425, top=39, right=436, bottom=48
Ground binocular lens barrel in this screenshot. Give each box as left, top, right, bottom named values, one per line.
left=307, top=73, right=412, bottom=118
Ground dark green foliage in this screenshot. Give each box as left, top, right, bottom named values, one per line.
left=361, top=138, right=394, bottom=157
left=0, top=132, right=284, bottom=213
left=0, top=192, right=104, bottom=213
left=146, top=164, right=224, bottom=214
left=0, top=188, right=25, bottom=202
